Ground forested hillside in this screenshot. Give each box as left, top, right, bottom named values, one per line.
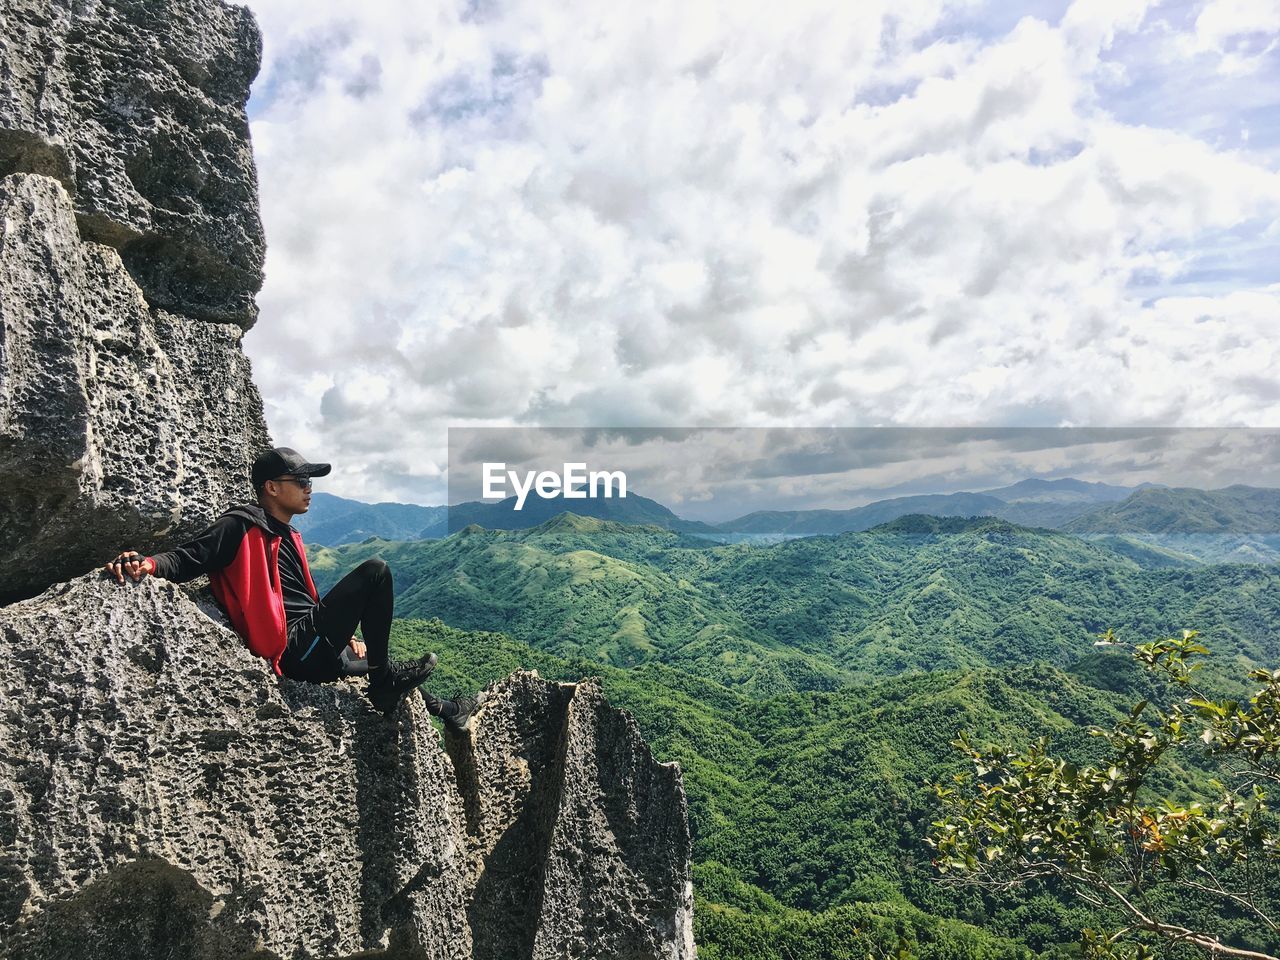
left=1063, top=484, right=1280, bottom=535
left=311, top=515, right=840, bottom=693
left=402, top=618, right=1252, bottom=958
left=312, top=514, right=1280, bottom=684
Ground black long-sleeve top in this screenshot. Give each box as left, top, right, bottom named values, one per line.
left=149, top=506, right=318, bottom=627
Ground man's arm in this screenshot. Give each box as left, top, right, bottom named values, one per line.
left=105, top=515, right=246, bottom=584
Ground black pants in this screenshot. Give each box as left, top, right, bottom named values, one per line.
left=278, top=558, right=392, bottom=683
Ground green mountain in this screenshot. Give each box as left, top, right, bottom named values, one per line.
left=307, top=512, right=1280, bottom=956
left=1064, top=484, right=1280, bottom=535
left=293, top=491, right=447, bottom=545
left=1083, top=534, right=1202, bottom=569
left=661, top=515, right=1280, bottom=679
left=961, top=479, right=1140, bottom=530
left=716, top=492, right=1007, bottom=535
left=979, top=477, right=1139, bottom=503
left=1062, top=486, right=1280, bottom=565
left=297, top=482, right=1280, bottom=564
left=713, top=478, right=1144, bottom=536
left=312, top=514, right=1280, bottom=689
left=296, top=476, right=1134, bottom=545
left=1085, top=532, right=1280, bottom=566
left=423, top=490, right=717, bottom=537
left=310, top=515, right=843, bottom=694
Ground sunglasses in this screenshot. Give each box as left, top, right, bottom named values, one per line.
left=275, top=476, right=313, bottom=491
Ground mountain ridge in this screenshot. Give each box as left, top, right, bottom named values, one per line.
left=311, top=511, right=1280, bottom=688
left=302, top=480, right=1280, bottom=551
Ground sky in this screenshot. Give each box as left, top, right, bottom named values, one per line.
left=239, top=0, right=1280, bottom=507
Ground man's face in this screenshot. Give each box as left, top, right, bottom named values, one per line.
left=265, top=474, right=313, bottom=514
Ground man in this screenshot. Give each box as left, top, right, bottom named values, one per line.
left=106, top=446, right=476, bottom=730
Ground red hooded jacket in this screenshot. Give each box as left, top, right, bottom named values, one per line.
left=206, top=514, right=320, bottom=675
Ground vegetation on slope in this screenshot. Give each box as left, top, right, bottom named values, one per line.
left=313, top=514, right=1280, bottom=689
left=312, top=516, right=843, bottom=694
left=396, top=618, right=1221, bottom=956
left=1063, top=485, right=1280, bottom=536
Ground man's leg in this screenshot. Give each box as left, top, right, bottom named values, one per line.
left=278, top=624, right=344, bottom=682
left=309, top=558, right=393, bottom=673
left=308, top=558, right=442, bottom=716
left=304, top=559, right=474, bottom=724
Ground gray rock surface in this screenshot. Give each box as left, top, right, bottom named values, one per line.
left=0, top=573, right=695, bottom=959
left=0, top=0, right=264, bottom=327
left=3, top=861, right=276, bottom=960
left=0, top=173, right=269, bottom=603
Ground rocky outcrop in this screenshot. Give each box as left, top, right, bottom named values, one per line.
left=0, top=173, right=269, bottom=604
left=0, top=0, right=270, bottom=602
left=0, top=0, right=265, bottom=327
left=0, top=574, right=695, bottom=959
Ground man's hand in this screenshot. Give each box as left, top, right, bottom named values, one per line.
left=347, top=637, right=367, bottom=659
left=104, top=552, right=154, bottom=584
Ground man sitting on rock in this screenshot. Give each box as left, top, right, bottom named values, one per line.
left=105, top=446, right=476, bottom=730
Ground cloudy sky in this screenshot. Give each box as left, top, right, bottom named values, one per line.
left=240, top=0, right=1280, bottom=506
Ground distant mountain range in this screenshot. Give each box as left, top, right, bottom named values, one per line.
left=1062, top=485, right=1280, bottom=564
left=980, top=477, right=1139, bottom=502
left=299, top=479, right=1280, bottom=561
left=1063, top=484, right=1280, bottom=534
left=718, top=492, right=1008, bottom=535
left=293, top=492, right=447, bottom=544
left=428, top=490, right=717, bottom=538
left=714, top=477, right=1155, bottom=534
left=297, top=489, right=715, bottom=545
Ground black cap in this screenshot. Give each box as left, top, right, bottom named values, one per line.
left=251, top=447, right=332, bottom=488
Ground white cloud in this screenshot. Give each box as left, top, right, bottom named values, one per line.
left=1146, top=0, right=1280, bottom=75
left=241, top=0, right=1280, bottom=504
left=1194, top=0, right=1280, bottom=52
left=1061, top=0, right=1156, bottom=55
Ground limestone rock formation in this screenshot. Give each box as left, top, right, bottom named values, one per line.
left=0, top=0, right=265, bottom=327
left=0, top=0, right=270, bottom=601
left=0, top=173, right=269, bottom=604
left=0, top=574, right=695, bottom=959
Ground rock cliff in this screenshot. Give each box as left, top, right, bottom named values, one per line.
left=0, top=575, right=695, bottom=959
left=0, top=174, right=269, bottom=603
left=0, top=0, right=265, bottom=327
left=0, top=0, right=269, bottom=602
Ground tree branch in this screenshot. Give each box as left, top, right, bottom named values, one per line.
left=1085, top=873, right=1279, bottom=960
left=1181, top=876, right=1278, bottom=932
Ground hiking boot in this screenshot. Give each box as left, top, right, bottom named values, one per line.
left=395, top=651, right=439, bottom=678
left=438, top=695, right=480, bottom=735
left=367, top=652, right=438, bottom=716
